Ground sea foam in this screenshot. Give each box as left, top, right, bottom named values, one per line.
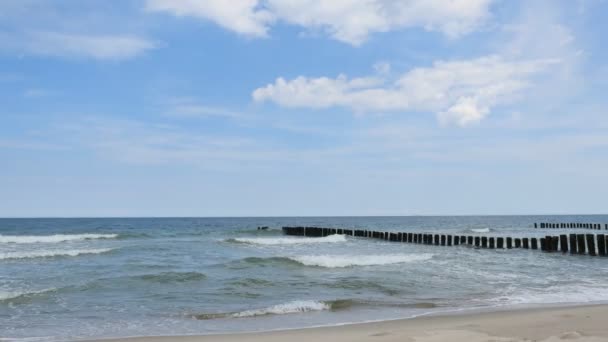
left=0, top=233, right=118, bottom=244
left=228, top=234, right=346, bottom=245
left=289, top=253, right=433, bottom=268
left=0, top=248, right=114, bottom=260
left=470, top=228, right=490, bottom=233
left=0, top=288, right=57, bottom=301
left=195, top=300, right=331, bottom=320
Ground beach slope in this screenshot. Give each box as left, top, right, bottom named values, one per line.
left=97, top=304, right=608, bottom=342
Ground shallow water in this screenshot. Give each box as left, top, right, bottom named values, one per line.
left=1, top=216, right=608, bottom=341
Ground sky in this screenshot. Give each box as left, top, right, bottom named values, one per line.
left=1, top=0, right=607, bottom=217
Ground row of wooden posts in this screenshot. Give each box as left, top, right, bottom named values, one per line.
left=282, top=226, right=608, bottom=257
left=534, top=222, right=607, bottom=230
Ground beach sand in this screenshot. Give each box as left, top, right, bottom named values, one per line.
left=95, top=304, right=608, bottom=342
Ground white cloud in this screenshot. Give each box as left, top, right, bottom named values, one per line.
left=145, top=0, right=274, bottom=37
left=13, top=31, right=157, bottom=60
left=253, top=56, right=558, bottom=126
left=145, top=0, right=494, bottom=45
left=437, top=97, right=488, bottom=126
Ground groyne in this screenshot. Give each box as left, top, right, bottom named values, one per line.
left=534, top=222, right=607, bottom=230
left=282, top=226, right=608, bottom=257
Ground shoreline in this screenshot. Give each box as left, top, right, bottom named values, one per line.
left=89, top=303, right=608, bottom=342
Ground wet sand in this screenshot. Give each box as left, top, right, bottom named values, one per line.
left=93, top=304, right=608, bottom=342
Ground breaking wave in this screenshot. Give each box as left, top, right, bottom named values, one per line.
left=0, top=248, right=114, bottom=260
left=194, top=299, right=439, bottom=320
left=0, top=233, right=118, bottom=244
left=0, top=288, right=58, bottom=302
left=470, top=228, right=490, bottom=233
left=195, top=300, right=331, bottom=319
left=288, top=253, right=433, bottom=268
left=226, top=234, right=346, bottom=245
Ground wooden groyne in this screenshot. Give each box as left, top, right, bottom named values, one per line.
left=282, top=226, right=608, bottom=257
left=534, top=222, right=607, bottom=230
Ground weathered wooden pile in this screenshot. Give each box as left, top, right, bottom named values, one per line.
left=282, top=226, right=608, bottom=257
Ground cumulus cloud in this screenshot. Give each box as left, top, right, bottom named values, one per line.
left=1, top=31, right=156, bottom=60
left=252, top=56, right=559, bottom=126
left=145, top=0, right=274, bottom=37
left=145, top=0, right=494, bottom=45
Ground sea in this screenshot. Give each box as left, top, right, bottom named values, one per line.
left=2, top=215, right=608, bottom=341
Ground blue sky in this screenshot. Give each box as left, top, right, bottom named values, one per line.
left=1, top=0, right=607, bottom=217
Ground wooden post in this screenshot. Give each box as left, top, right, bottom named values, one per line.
left=577, top=234, right=586, bottom=254
left=454, top=235, right=460, bottom=245
left=534, top=223, right=538, bottom=228
left=569, top=234, right=577, bottom=254
left=597, top=234, right=606, bottom=257
left=586, top=234, right=596, bottom=256
left=481, top=236, right=488, bottom=248
left=441, top=235, right=446, bottom=246
left=506, top=237, right=513, bottom=249
left=540, top=238, right=547, bottom=251
left=468, top=236, right=473, bottom=245
left=447, top=235, right=452, bottom=246
left=551, top=236, right=559, bottom=252
left=522, top=238, right=529, bottom=249
left=408, top=233, right=413, bottom=243
left=475, top=236, right=481, bottom=247
left=434, top=234, right=440, bottom=245
left=514, top=238, right=521, bottom=248
left=530, top=238, right=538, bottom=250
left=560, top=235, right=568, bottom=253
left=497, top=237, right=504, bottom=249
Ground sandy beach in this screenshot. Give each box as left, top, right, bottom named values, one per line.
left=95, top=304, right=608, bottom=342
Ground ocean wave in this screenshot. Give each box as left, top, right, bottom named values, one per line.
left=470, top=228, right=490, bottom=233
left=225, top=234, right=346, bottom=245
left=289, top=253, right=433, bottom=268
left=492, top=284, right=608, bottom=306
left=194, top=299, right=438, bottom=320
left=0, top=248, right=114, bottom=260
left=0, top=288, right=57, bottom=302
left=195, top=300, right=331, bottom=320
left=134, top=271, right=206, bottom=283
left=0, top=233, right=118, bottom=244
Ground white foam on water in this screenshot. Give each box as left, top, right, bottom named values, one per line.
left=0, top=288, right=57, bottom=301
left=230, top=234, right=346, bottom=245
left=0, top=233, right=118, bottom=244
left=231, top=300, right=330, bottom=318
left=289, top=253, right=433, bottom=268
left=0, top=248, right=114, bottom=260
left=492, top=284, right=608, bottom=306
left=470, top=228, right=490, bottom=233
